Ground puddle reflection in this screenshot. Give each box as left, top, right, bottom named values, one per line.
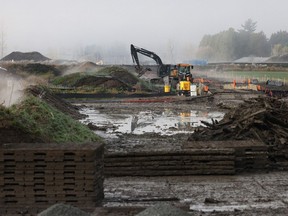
left=80, top=108, right=224, bottom=136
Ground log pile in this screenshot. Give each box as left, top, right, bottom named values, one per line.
left=188, top=96, right=288, bottom=169
left=27, top=86, right=85, bottom=120
left=0, top=143, right=104, bottom=215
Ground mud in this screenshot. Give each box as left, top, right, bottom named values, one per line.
left=101, top=172, right=288, bottom=215
left=73, top=89, right=288, bottom=215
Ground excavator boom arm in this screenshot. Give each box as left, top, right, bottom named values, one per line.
left=130, top=44, right=171, bottom=77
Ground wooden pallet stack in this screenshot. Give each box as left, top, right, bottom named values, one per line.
left=0, top=143, right=104, bottom=215
left=104, top=147, right=236, bottom=177
left=183, top=140, right=268, bottom=172
left=104, top=140, right=269, bottom=177
left=233, top=141, right=268, bottom=172
left=269, top=148, right=288, bottom=171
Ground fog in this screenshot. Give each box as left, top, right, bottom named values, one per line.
left=1, top=0, right=287, bottom=63
left=0, top=67, right=48, bottom=107
left=0, top=69, right=25, bottom=107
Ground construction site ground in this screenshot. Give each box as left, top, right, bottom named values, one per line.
left=2, top=62, right=288, bottom=215
left=99, top=171, right=288, bottom=216
left=71, top=86, right=288, bottom=215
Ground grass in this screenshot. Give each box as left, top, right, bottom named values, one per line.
left=51, top=73, right=87, bottom=86
left=224, top=71, right=288, bottom=82
left=8, top=96, right=102, bottom=144
left=197, top=70, right=288, bottom=84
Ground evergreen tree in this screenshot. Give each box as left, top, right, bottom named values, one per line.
left=240, top=18, right=257, bottom=33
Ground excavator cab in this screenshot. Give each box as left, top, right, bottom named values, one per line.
left=169, top=64, right=193, bottom=79
left=175, top=64, right=193, bottom=96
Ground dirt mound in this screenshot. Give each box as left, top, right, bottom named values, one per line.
left=53, top=66, right=140, bottom=92
left=1, top=51, right=50, bottom=62
left=0, top=122, right=43, bottom=144
left=65, top=61, right=101, bottom=74
left=0, top=105, right=44, bottom=144
left=38, top=203, right=89, bottom=216
left=2, top=62, right=61, bottom=76
left=266, top=54, right=288, bottom=63
left=0, top=86, right=99, bottom=144
left=77, top=61, right=98, bottom=72
left=98, top=66, right=138, bottom=86
left=73, top=75, right=134, bottom=91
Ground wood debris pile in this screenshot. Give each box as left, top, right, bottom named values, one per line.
left=27, top=86, right=85, bottom=120
left=188, top=96, right=288, bottom=168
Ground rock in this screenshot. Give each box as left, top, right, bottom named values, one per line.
left=37, top=203, right=90, bottom=216
left=204, top=197, right=220, bottom=204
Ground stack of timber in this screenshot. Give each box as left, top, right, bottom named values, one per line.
left=0, top=143, right=104, bottom=215
left=188, top=96, right=288, bottom=170
left=104, top=147, right=236, bottom=177
left=183, top=140, right=268, bottom=172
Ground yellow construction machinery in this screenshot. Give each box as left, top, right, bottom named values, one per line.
left=130, top=44, right=193, bottom=95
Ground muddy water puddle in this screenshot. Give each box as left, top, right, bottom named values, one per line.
left=80, top=106, right=224, bottom=137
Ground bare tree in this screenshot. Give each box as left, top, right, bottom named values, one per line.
left=0, top=25, right=7, bottom=59
left=166, top=40, right=175, bottom=63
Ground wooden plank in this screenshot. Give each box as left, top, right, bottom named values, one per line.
left=105, top=148, right=235, bottom=158
left=104, top=155, right=235, bottom=163
left=105, top=160, right=235, bottom=167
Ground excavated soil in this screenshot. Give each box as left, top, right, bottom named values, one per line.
left=1, top=51, right=50, bottom=62
left=0, top=127, right=44, bottom=144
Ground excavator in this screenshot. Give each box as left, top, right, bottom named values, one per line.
left=130, top=44, right=193, bottom=95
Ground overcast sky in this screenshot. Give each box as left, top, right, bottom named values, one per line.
left=1, top=0, right=287, bottom=60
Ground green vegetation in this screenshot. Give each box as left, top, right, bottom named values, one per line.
left=208, top=70, right=288, bottom=84
left=228, top=71, right=288, bottom=81
left=2, top=63, right=61, bottom=78
left=5, top=96, right=102, bottom=144
left=52, top=66, right=138, bottom=86
left=52, top=72, right=86, bottom=86
left=197, top=19, right=288, bottom=61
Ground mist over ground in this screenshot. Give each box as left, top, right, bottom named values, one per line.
left=0, top=72, right=24, bottom=107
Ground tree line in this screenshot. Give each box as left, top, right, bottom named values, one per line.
left=196, top=19, right=288, bottom=62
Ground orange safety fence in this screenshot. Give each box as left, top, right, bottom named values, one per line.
left=193, top=78, right=212, bottom=83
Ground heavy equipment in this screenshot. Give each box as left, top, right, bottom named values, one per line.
left=130, top=44, right=171, bottom=78
left=130, top=44, right=193, bottom=95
